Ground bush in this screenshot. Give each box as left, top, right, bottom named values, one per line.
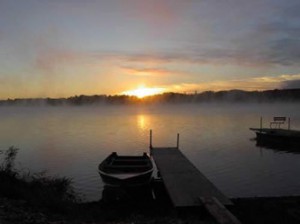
left=0, top=147, right=79, bottom=212
left=0, top=146, right=19, bottom=176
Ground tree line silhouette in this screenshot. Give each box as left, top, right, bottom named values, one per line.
left=1, top=88, right=300, bottom=106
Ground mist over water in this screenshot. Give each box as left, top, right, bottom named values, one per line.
left=0, top=103, right=300, bottom=201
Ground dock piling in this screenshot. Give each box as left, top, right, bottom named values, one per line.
left=260, top=116, right=262, bottom=132
left=149, top=129, right=153, bottom=149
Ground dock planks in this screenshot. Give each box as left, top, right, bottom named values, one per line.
left=200, top=197, right=241, bottom=224
left=151, top=147, right=232, bottom=207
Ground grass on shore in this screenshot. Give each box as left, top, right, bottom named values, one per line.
left=0, top=146, right=78, bottom=213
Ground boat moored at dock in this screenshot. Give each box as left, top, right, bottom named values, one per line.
left=98, top=152, right=153, bottom=187
left=250, top=117, right=300, bottom=145
left=250, top=128, right=300, bottom=143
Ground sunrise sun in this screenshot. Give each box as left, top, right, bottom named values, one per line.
left=122, top=86, right=165, bottom=98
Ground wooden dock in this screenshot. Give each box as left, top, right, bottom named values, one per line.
left=151, top=147, right=232, bottom=207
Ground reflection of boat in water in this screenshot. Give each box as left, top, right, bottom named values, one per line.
left=250, top=116, right=300, bottom=153
left=253, top=136, right=300, bottom=154
left=101, top=185, right=154, bottom=204
left=98, top=152, right=153, bottom=187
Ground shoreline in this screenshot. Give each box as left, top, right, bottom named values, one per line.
left=1, top=195, right=300, bottom=224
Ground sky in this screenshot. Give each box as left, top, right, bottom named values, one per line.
left=0, top=0, right=300, bottom=99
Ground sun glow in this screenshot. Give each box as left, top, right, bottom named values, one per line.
left=122, top=86, right=165, bottom=98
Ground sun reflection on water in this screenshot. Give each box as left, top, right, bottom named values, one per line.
left=137, top=114, right=149, bottom=131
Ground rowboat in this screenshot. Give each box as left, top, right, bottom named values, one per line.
left=98, top=152, right=153, bottom=187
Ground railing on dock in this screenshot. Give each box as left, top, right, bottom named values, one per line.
left=259, top=116, right=291, bottom=131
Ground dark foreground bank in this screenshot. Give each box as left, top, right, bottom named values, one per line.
left=1, top=195, right=300, bottom=224
left=1, top=147, right=300, bottom=224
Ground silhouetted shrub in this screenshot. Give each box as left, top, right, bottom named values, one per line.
left=0, top=147, right=79, bottom=213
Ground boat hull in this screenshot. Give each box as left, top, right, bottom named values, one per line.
left=250, top=128, right=300, bottom=152
left=98, top=152, right=153, bottom=187
left=253, top=129, right=300, bottom=143
left=99, top=169, right=153, bottom=187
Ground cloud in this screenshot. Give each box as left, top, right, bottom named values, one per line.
left=121, top=0, right=190, bottom=33
left=227, top=2, right=300, bottom=66
left=31, top=7, right=300, bottom=73
left=162, top=74, right=300, bottom=93
left=4, top=0, right=300, bottom=72
left=281, top=80, right=300, bottom=89
left=121, top=66, right=172, bottom=77
left=92, top=39, right=300, bottom=67
left=35, top=48, right=83, bottom=72
left=244, top=21, right=300, bottom=66
left=162, top=80, right=269, bottom=93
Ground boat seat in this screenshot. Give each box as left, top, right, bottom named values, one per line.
left=104, top=165, right=151, bottom=173
left=112, top=160, right=148, bottom=166
left=270, top=117, right=286, bottom=129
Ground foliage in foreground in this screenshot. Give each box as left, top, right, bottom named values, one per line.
left=0, top=147, right=78, bottom=213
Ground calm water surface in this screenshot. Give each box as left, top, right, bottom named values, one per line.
left=0, top=103, right=300, bottom=201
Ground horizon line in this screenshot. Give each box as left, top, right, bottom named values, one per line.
left=1, top=88, right=299, bottom=101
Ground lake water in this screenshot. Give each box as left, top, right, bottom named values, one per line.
left=0, top=103, right=300, bottom=201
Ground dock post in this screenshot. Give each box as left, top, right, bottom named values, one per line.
left=149, top=129, right=153, bottom=149
left=260, top=116, right=262, bottom=132
left=288, top=117, right=291, bottom=130
left=176, top=133, right=180, bottom=149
